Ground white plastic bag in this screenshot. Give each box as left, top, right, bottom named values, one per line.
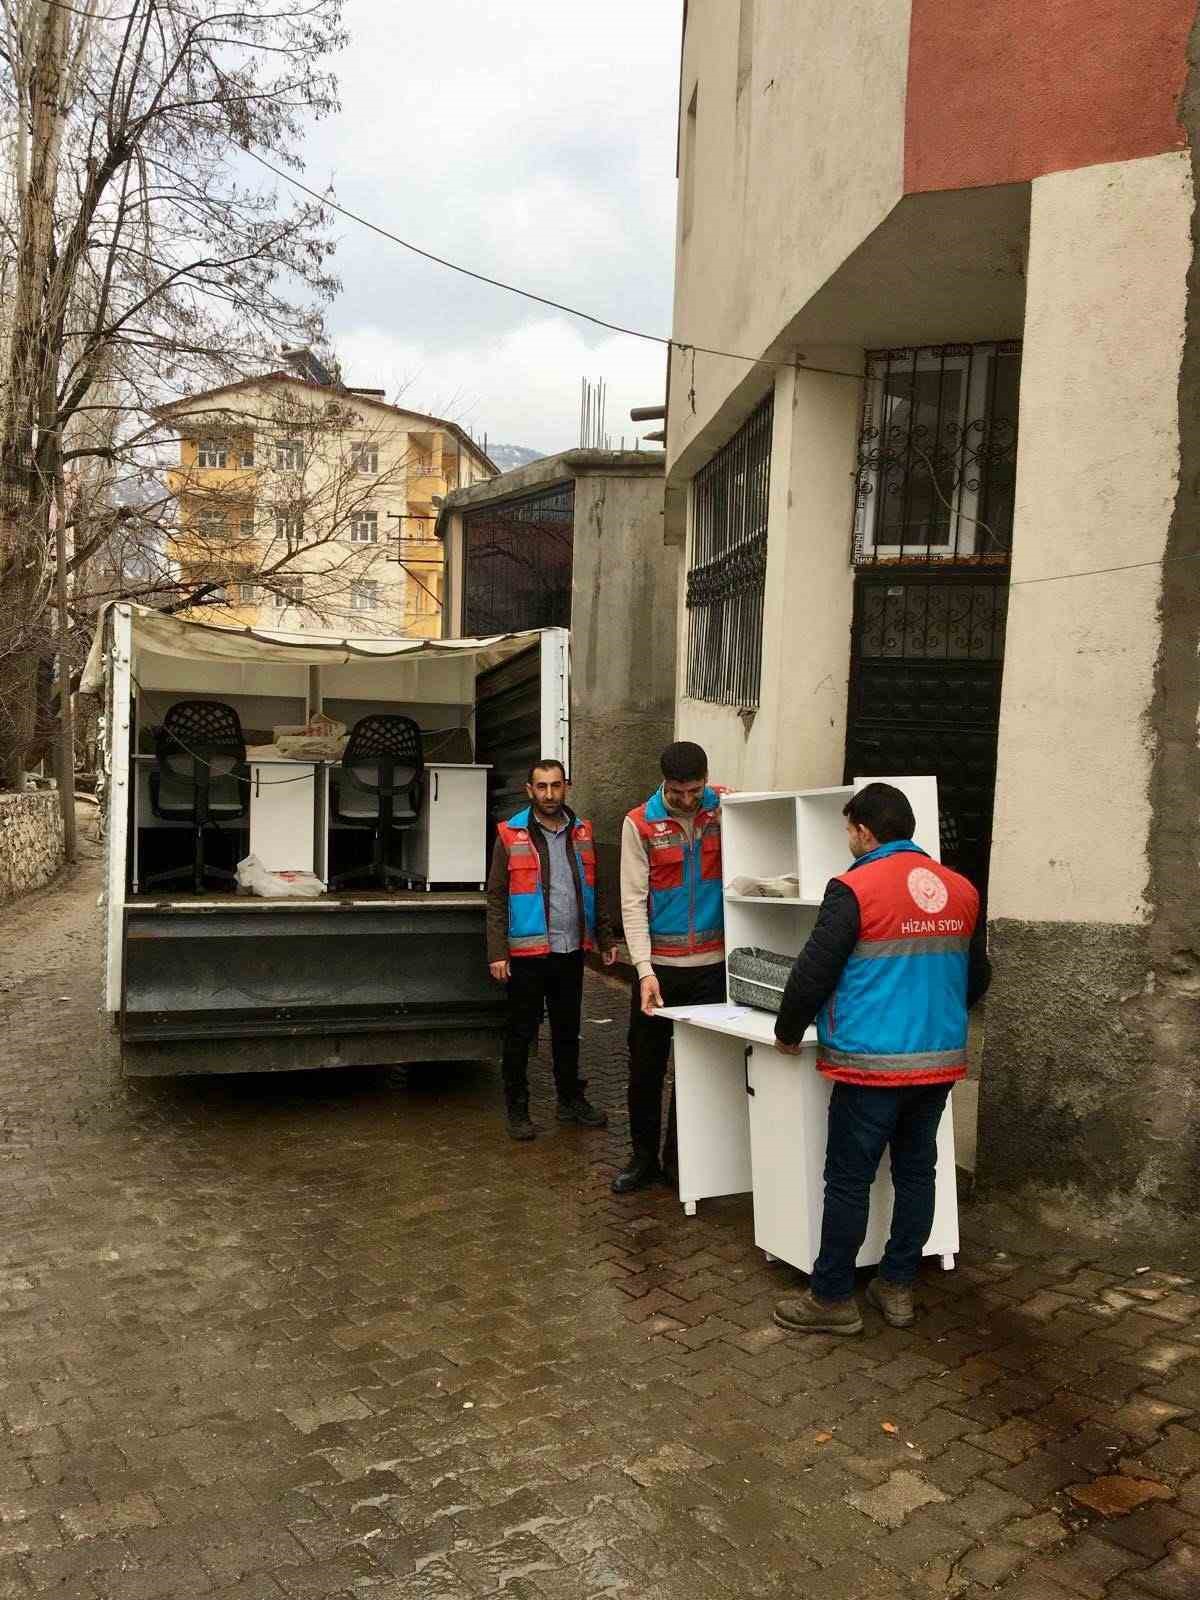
left=236, top=854, right=324, bottom=899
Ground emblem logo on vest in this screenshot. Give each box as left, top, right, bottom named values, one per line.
left=907, top=866, right=948, bottom=915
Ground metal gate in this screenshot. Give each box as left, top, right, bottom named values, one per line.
left=844, top=568, right=1008, bottom=901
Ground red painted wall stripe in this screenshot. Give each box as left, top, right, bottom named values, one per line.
left=905, top=0, right=1191, bottom=194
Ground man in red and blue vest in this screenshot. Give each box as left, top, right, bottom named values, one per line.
left=487, top=759, right=617, bottom=1140
left=772, top=782, right=991, bottom=1335
left=612, top=741, right=727, bottom=1194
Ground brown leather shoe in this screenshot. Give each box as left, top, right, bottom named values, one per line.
left=773, top=1288, right=863, bottom=1336
left=866, top=1275, right=915, bottom=1327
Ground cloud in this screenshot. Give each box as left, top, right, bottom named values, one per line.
left=300, top=0, right=681, bottom=451
left=334, top=315, right=668, bottom=455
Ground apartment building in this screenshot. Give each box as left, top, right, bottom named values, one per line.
left=159, top=358, right=495, bottom=638
left=664, top=1, right=1197, bottom=1225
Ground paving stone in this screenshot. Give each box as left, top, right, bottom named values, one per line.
left=992, top=1515, right=1066, bottom=1556
left=1090, top=1503, right=1195, bottom=1560
left=846, top=1469, right=947, bottom=1529
left=1143, top=1425, right=1200, bottom=1479
left=958, top=1541, right=1028, bottom=1587
left=1027, top=1533, right=1147, bottom=1598
left=1124, top=1541, right=1200, bottom=1599
left=1065, top=1476, right=1174, bottom=1517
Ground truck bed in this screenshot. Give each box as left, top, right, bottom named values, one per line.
left=120, top=893, right=505, bottom=1076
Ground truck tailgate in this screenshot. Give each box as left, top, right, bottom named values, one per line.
left=122, top=899, right=506, bottom=1043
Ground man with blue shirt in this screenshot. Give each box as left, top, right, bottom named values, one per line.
left=772, top=782, right=991, bottom=1334
left=612, top=741, right=726, bottom=1195
left=487, top=759, right=617, bottom=1141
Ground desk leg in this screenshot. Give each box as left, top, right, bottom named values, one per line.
left=683, top=1200, right=697, bottom=1217
left=941, top=1254, right=955, bottom=1271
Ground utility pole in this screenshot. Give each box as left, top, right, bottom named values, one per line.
left=52, top=472, right=76, bottom=863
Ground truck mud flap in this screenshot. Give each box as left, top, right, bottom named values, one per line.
left=121, top=905, right=507, bottom=1043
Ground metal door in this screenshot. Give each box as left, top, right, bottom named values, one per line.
left=844, top=569, right=1008, bottom=901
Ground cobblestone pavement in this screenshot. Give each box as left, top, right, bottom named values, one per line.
left=0, top=851, right=1197, bottom=1599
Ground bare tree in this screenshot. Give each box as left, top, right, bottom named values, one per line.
left=0, top=0, right=347, bottom=784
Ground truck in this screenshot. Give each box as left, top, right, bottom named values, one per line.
left=83, top=602, right=570, bottom=1076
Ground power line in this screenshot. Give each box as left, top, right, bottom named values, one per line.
left=1009, top=548, right=1200, bottom=589
left=243, top=150, right=864, bottom=384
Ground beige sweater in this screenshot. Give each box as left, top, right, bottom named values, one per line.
left=620, top=798, right=724, bottom=979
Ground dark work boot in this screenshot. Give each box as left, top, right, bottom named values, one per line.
left=556, top=1077, right=608, bottom=1128
left=611, top=1155, right=662, bottom=1194
left=505, top=1095, right=535, bottom=1141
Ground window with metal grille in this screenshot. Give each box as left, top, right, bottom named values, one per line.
left=853, top=342, right=1020, bottom=565
left=274, top=509, right=304, bottom=547
left=685, top=391, right=772, bottom=708
left=349, top=510, right=378, bottom=543
left=463, top=484, right=574, bottom=636
left=195, top=510, right=228, bottom=539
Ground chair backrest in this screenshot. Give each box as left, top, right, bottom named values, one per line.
left=338, top=715, right=424, bottom=821
left=153, top=700, right=247, bottom=814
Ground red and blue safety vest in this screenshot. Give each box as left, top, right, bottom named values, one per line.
left=628, top=786, right=724, bottom=961
left=817, top=840, right=980, bottom=1087
left=495, top=807, right=597, bottom=958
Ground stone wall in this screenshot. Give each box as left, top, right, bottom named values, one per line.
left=0, top=793, right=65, bottom=903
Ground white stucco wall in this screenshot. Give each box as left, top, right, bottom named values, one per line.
left=676, top=352, right=862, bottom=792
left=989, top=151, right=1191, bottom=925
left=668, top=1, right=910, bottom=477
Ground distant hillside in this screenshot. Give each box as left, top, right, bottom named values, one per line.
left=487, top=444, right=544, bottom=472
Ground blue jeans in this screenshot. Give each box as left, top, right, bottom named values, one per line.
left=810, top=1080, right=952, bottom=1301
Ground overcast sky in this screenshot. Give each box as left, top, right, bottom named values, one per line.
left=300, top=1, right=682, bottom=455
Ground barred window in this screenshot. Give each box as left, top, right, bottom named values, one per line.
left=853, top=342, right=1020, bottom=565
left=685, top=391, right=772, bottom=708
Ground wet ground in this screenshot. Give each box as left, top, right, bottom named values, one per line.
left=0, top=837, right=1196, bottom=1598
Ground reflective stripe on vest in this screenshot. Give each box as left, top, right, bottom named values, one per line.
left=816, top=841, right=979, bottom=1087
left=629, top=786, right=724, bottom=960
left=496, top=807, right=597, bottom=959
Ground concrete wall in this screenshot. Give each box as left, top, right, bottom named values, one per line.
left=977, top=150, right=1199, bottom=1223
left=567, top=470, right=679, bottom=912
left=0, top=792, right=65, bottom=903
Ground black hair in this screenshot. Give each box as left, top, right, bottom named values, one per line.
left=660, top=741, right=708, bottom=783
left=527, top=758, right=567, bottom=785
left=843, top=782, right=915, bottom=844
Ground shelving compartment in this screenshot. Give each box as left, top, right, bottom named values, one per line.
left=720, top=795, right=799, bottom=888
left=795, top=786, right=855, bottom=900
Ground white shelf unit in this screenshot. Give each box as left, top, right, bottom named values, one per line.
left=664, top=772, right=958, bottom=1275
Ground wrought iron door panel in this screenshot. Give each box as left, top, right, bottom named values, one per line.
left=846, top=572, right=1008, bottom=902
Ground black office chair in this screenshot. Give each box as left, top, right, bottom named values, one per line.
left=145, top=700, right=249, bottom=893
left=330, top=714, right=424, bottom=890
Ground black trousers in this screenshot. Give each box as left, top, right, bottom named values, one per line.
left=501, top=951, right=585, bottom=1105
left=626, top=961, right=727, bottom=1166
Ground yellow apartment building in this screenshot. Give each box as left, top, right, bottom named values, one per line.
left=158, top=363, right=495, bottom=638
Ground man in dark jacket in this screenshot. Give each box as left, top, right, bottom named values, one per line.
left=487, top=759, right=617, bottom=1140
left=772, top=783, right=991, bottom=1335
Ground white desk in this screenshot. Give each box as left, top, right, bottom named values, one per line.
left=401, top=765, right=490, bottom=889
left=247, top=759, right=319, bottom=875
left=660, top=1002, right=959, bottom=1274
